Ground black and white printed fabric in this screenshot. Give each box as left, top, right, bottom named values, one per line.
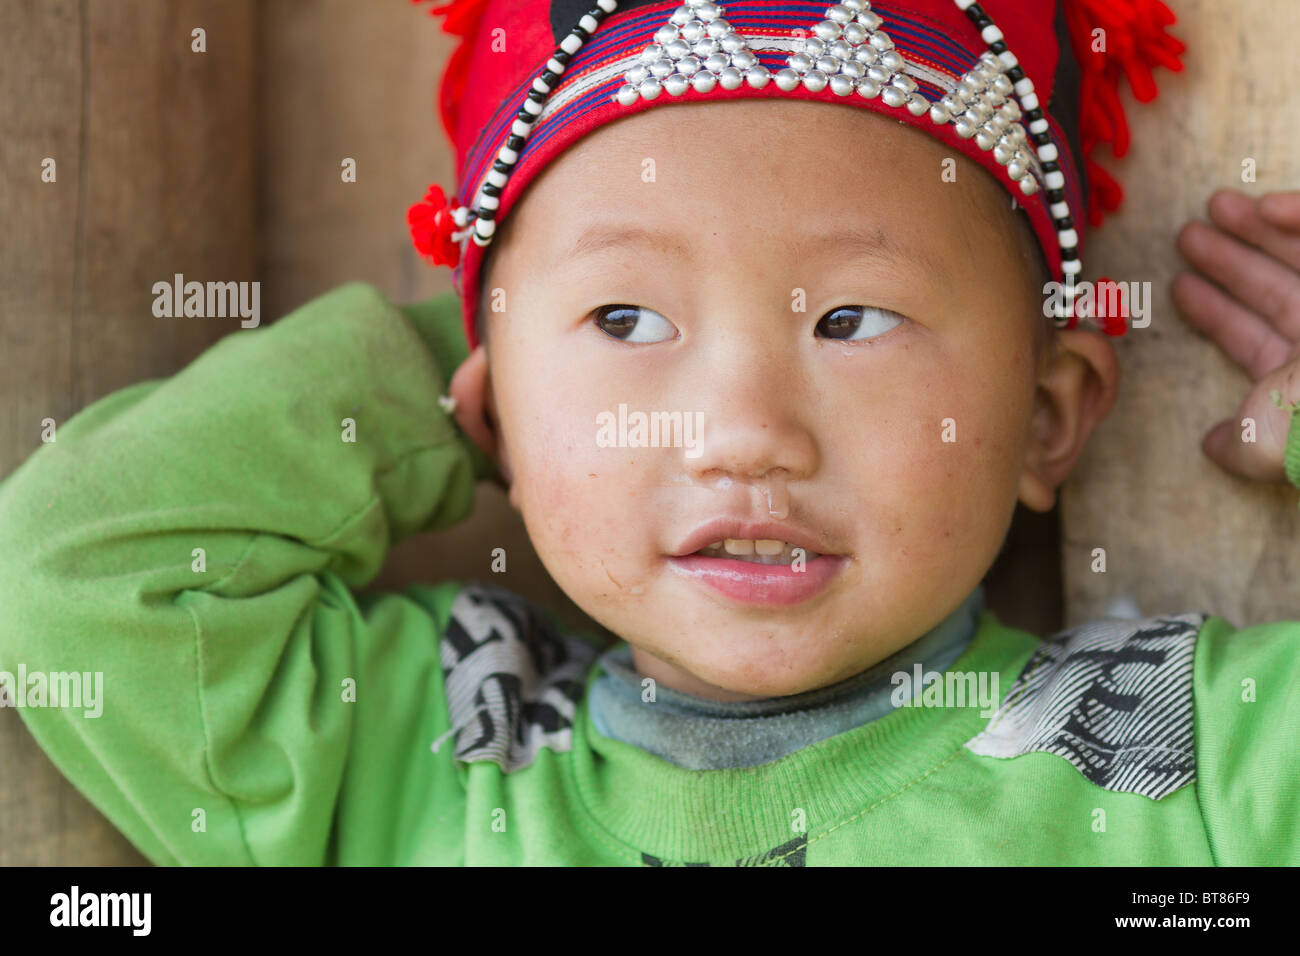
left=964, top=612, right=1210, bottom=800
left=433, top=582, right=600, bottom=773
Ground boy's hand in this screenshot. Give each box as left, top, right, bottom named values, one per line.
left=1173, top=188, right=1300, bottom=484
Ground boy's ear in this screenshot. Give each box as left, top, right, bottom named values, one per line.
left=448, top=346, right=514, bottom=491
left=1018, top=328, right=1121, bottom=512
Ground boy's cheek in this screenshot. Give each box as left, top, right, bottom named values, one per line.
left=527, top=509, right=663, bottom=633
left=508, top=425, right=661, bottom=598
left=868, top=397, right=1021, bottom=552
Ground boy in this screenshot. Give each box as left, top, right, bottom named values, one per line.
left=0, top=0, right=1297, bottom=865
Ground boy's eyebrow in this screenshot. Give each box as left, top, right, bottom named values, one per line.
left=560, top=224, right=953, bottom=284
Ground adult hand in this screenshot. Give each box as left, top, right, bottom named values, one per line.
left=1172, top=188, right=1300, bottom=483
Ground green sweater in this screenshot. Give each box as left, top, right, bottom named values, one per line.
left=0, top=282, right=1297, bottom=866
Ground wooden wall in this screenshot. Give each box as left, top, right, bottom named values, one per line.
left=0, top=0, right=1293, bottom=865
left=0, top=0, right=257, bottom=867
left=1062, top=0, right=1300, bottom=627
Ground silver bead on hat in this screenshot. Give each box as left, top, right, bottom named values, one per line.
left=616, top=0, right=771, bottom=103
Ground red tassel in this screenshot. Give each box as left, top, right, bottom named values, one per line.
left=1067, top=275, right=1129, bottom=335
left=1095, top=275, right=1129, bottom=336
left=407, top=183, right=462, bottom=268
left=1085, top=158, right=1125, bottom=223
left=1063, top=0, right=1185, bottom=228
left=411, top=0, right=493, bottom=144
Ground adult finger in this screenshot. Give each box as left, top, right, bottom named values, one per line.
left=1200, top=379, right=1294, bottom=485
left=1259, top=190, right=1300, bottom=230
left=1176, top=217, right=1300, bottom=341
left=1207, top=188, right=1300, bottom=275
left=1171, top=270, right=1293, bottom=380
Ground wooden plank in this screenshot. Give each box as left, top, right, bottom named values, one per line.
left=255, top=0, right=458, bottom=317
left=1063, top=0, right=1300, bottom=627
left=0, top=0, right=255, bottom=866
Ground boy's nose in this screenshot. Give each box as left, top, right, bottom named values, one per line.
left=677, top=301, right=821, bottom=484
left=681, top=391, right=819, bottom=489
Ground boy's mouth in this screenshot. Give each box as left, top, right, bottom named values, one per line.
left=670, top=518, right=838, bottom=561
left=694, top=539, right=820, bottom=565
left=667, top=520, right=847, bottom=605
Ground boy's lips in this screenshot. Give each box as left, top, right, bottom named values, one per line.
left=666, top=517, right=848, bottom=606
left=666, top=553, right=848, bottom=605
left=669, top=518, right=840, bottom=559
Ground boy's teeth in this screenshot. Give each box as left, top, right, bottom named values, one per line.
left=696, top=539, right=819, bottom=564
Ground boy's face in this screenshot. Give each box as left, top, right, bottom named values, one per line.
left=471, top=99, right=1110, bottom=701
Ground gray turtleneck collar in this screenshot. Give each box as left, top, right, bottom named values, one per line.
left=587, top=584, right=987, bottom=769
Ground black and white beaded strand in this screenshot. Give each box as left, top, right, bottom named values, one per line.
left=451, top=0, right=621, bottom=248
left=954, top=0, right=1080, bottom=322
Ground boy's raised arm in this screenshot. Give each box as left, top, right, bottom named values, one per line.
left=0, top=282, right=489, bottom=864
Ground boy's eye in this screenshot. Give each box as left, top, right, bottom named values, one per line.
left=816, top=305, right=904, bottom=341
left=593, top=304, right=678, bottom=343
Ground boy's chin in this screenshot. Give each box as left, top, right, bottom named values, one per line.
left=636, top=642, right=871, bottom=701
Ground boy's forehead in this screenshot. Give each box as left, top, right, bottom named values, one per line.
left=504, top=99, right=1004, bottom=269
left=561, top=97, right=948, bottom=166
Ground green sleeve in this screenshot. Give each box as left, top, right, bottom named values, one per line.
left=1192, top=407, right=1300, bottom=865
left=1193, top=613, right=1300, bottom=865
left=0, top=282, right=484, bottom=864
left=399, top=293, right=501, bottom=487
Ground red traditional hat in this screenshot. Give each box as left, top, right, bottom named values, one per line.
left=409, top=0, right=1184, bottom=349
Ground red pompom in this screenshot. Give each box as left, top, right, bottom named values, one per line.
left=1064, top=0, right=1186, bottom=228
left=407, top=183, right=462, bottom=268
left=1095, top=274, right=1129, bottom=336
left=411, top=0, right=494, bottom=145
left=1064, top=275, right=1128, bottom=335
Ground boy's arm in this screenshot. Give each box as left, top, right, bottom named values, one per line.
left=1192, top=406, right=1300, bottom=866
left=0, top=282, right=487, bottom=864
